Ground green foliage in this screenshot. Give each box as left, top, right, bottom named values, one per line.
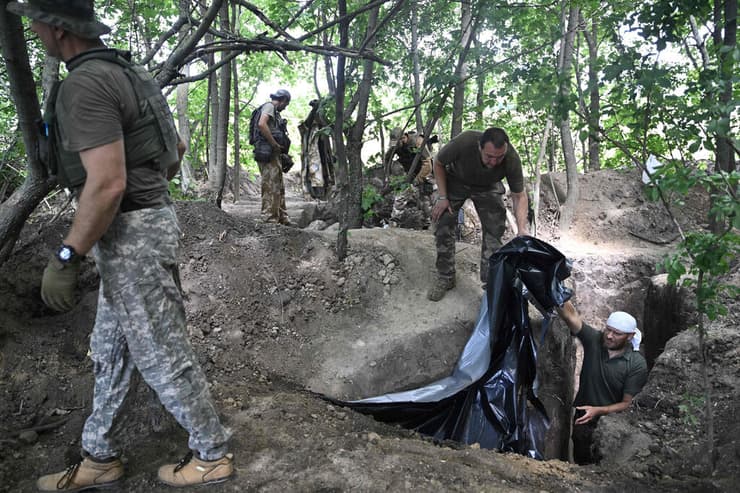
left=361, top=184, right=383, bottom=219
left=389, top=175, right=410, bottom=193
left=655, top=164, right=739, bottom=321
left=678, top=392, right=705, bottom=427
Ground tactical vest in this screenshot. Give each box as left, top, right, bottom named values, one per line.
left=42, top=49, right=179, bottom=189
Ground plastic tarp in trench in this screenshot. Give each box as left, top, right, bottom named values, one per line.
left=333, top=236, right=572, bottom=459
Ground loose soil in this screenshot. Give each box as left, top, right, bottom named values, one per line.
left=0, top=168, right=737, bottom=492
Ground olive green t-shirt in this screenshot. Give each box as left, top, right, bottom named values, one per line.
left=435, top=130, right=525, bottom=193
left=574, top=324, right=648, bottom=407
left=56, top=55, right=169, bottom=209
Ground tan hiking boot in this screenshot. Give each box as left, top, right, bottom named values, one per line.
left=157, top=452, right=234, bottom=487
left=427, top=276, right=456, bottom=301
left=37, top=457, right=123, bottom=492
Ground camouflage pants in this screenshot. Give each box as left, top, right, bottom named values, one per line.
left=258, top=153, right=287, bottom=222
left=414, top=157, right=433, bottom=184
left=433, top=180, right=507, bottom=283
left=83, top=205, right=230, bottom=461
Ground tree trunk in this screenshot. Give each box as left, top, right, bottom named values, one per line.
left=585, top=15, right=601, bottom=171
left=176, top=62, right=194, bottom=193
left=474, top=36, right=484, bottom=125
left=155, top=0, right=223, bottom=87
left=710, top=0, right=736, bottom=233
left=532, top=119, right=552, bottom=237
left=714, top=0, right=736, bottom=175
left=232, top=52, right=241, bottom=203
left=411, top=0, right=424, bottom=134
left=334, top=0, right=350, bottom=260
left=209, top=2, right=231, bottom=208
left=175, top=0, right=194, bottom=193
left=558, top=4, right=580, bottom=233
left=344, top=8, right=380, bottom=230
left=206, top=66, right=218, bottom=193
left=451, top=0, right=473, bottom=138
left=0, top=1, right=54, bottom=265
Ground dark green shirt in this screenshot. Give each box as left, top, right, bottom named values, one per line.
left=57, top=56, right=169, bottom=210
left=574, top=324, right=648, bottom=407
left=435, top=130, right=524, bottom=193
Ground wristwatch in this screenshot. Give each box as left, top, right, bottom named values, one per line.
left=436, top=195, right=448, bottom=202
left=56, top=244, right=78, bottom=264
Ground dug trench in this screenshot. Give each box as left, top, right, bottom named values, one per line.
left=0, top=168, right=738, bottom=492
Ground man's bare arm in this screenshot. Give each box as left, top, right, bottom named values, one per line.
left=575, top=394, right=634, bottom=425
left=510, top=190, right=529, bottom=235
left=63, top=139, right=127, bottom=256
left=556, top=300, right=583, bottom=335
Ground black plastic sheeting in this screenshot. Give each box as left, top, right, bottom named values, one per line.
left=332, top=236, right=572, bottom=459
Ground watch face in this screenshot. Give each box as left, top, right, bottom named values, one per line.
left=58, top=246, right=73, bottom=262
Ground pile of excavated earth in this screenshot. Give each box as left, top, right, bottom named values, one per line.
left=0, top=167, right=737, bottom=492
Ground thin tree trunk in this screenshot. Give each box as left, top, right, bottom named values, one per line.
left=0, top=1, right=54, bottom=265
left=411, top=0, right=424, bottom=134
left=474, top=36, right=484, bottom=125
left=175, top=0, right=193, bottom=192
left=714, top=0, right=735, bottom=175
left=696, top=271, right=716, bottom=471
left=232, top=54, right=241, bottom=202
left=532, top=119, right=552, bottom=237
left=176, top=62, right=194, bottom=192
left=334, top=0, right=350, bottom=260
left=451, top=0, right=473, bottom=138
left=584, top=15, right=601, bottom=171
left=156, top=0, right=224, bottom=87
left=558, top=4, right=580, bottom=233
left=344, top=8, right=380, bottom=230
left=206, top=66, right=218, bottom=191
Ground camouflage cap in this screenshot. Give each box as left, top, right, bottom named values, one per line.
left=7, top=0, right=111, bottom=39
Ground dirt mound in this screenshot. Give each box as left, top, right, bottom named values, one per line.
left=1, top=168, right=737, bottom=492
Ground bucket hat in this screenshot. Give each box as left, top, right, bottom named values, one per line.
left=7, top=0, right=111, bottom=39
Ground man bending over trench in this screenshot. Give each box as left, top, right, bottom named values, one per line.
left=556, top=300, right=648, bottom=464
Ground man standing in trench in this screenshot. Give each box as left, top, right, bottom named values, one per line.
left=428, top=127, right=529, bottom=301
left=7, top=0, right=233, bottom=489
left=556, top=300, right=648, bottom=464
left=254, top=89, right=292, bottom=225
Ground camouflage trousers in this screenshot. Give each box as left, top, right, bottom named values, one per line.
left=258, top=153, right=287, bottom=223
left=83, top=205, right=231, bottom=461
left=433, top=181, right=507, bottom=283
left=413, top=157, right=433, bottom=184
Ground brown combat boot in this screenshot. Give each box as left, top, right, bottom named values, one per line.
left=37, top=457, right=123, bottom=492
left=157, top=451, right=234, bottom=487
left=427, top=276, right=456, bottom=302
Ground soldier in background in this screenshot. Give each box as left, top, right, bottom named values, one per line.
left=385, top=126, right=433, bottom=184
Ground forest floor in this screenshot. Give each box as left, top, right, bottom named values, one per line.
left=0, top=167, right=738, bottom=492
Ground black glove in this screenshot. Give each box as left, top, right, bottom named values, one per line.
left=41, top=254, right=81, bottom=312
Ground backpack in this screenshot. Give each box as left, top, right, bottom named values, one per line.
left=248, top=105, right=262, bottom=145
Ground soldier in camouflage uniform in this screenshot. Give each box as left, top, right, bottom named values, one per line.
left=7, top=0, right=233, bottom=489
left=428, top=128, right=530, bottom=301
left=254, top=89, right=292, bottom=224
left=384, top=127, right=433, bottom=184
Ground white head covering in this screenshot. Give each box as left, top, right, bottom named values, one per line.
left=606, top=311, right=641, bottom=350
